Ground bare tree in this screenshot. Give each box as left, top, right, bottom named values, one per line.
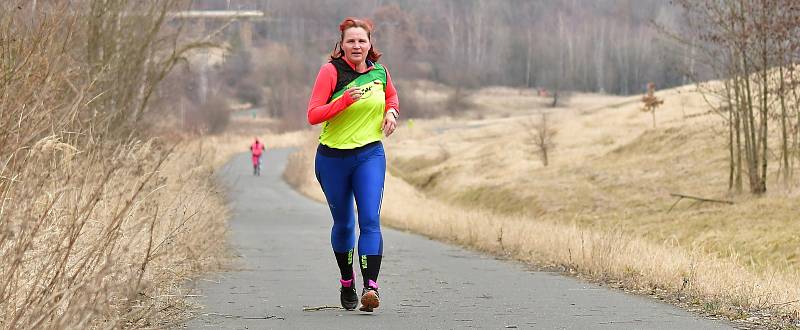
left=526, top=112, right=558, bottom=166
left=674, top=0, right=800, bottom=194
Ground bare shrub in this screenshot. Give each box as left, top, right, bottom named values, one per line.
left=187, top=94, right=231, bottom=134
left=445, top=87, right=475, bottom=115
left=525, top=112, right=558, bottom=166
left=235, top=75, right=264, bottom=107
left=220, top=50, right=264, bottom=107
left=395, top=81, right=426, bottom=119
left=255, top=43, right=308, bottom=131
left=221, top=50, right=253, bottom=88
left=265, top=81, right=310, bottom=132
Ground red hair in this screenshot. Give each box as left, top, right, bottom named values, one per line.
left=329, top=17, right=382, bottom=62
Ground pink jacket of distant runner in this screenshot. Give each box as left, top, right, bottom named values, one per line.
left=250, top=141, right=264, bottom=165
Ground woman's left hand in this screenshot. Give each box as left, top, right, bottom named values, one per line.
left=382, top=110, right=398, bottom=137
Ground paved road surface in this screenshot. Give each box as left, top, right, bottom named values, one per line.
left=184, top=148, right=731, bottom=329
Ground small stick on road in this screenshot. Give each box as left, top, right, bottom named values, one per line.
left=204, top=312, right=283, bottom=320
left=302, top=305, right=343, bottom=311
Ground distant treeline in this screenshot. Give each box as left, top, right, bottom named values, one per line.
left=192, top=0, right=693, bottom=96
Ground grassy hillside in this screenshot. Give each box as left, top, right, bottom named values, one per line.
left=388, top=84, right=800, bottom=274
left=283, top=82, right=800, bottom=326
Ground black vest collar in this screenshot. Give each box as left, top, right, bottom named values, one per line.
left=329, top=57, right=375, bottom=103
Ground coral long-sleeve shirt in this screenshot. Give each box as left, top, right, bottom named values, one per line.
left=307, top=59, right=399, bottom=125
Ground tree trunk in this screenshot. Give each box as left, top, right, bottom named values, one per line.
left=779, top=62, right=791, bottom=186
left=733, top=77, right=743, bottom=192
left=725, top=80, right=736, bottom=190
left=741, top=47, right=761, bottom=194
left=651, top=107, right=656, bottom=128
left=792, top=69, right=800, bottom=177
left=758, top=15, right=769, bottom=194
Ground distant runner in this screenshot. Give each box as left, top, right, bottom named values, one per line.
left=306, top=17, right=399, bottom=312
left=250, top=138, right=265, bottom=176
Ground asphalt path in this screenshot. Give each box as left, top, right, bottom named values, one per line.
left=184, top=148, right=732, bottom=329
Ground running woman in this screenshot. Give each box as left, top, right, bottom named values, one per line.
left=306, top=17, right=399, bottom=312
left=250, top=138, right=265, bottom=176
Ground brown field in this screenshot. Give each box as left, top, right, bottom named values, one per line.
left=285, top=82, right=800, bottom=326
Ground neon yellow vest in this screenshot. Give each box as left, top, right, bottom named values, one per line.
left=319, top=63, right=387, bottom=149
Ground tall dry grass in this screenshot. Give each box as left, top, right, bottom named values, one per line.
left=0, top=137, right=229, bottom=328
left=282, top=132, right=326, bottom=202
left=0, top=2, right=229, bottom=328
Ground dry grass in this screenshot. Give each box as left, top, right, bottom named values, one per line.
left=282, top=132, right=326, bottom=202
left=0, top=136, right=231, bottom=329
left=0, top=2, right=238, bottom=328
left=284, top=83, right=800, bottom=326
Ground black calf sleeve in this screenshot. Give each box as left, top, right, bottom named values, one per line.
left=334, top=249, right=354, bottom=281
left=359, top=255, right=382, bottom=288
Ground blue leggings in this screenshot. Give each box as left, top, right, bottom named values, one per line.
left=315, top=142, right=385, bottom=256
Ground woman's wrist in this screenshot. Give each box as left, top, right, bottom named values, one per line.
left=387, top=108, right=398, bottom=120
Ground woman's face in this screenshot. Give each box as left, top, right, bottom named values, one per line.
left=341, top=27, right=370, bottom=65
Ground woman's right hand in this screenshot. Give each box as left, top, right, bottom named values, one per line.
left=345, top=87, right=363, bottom=103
